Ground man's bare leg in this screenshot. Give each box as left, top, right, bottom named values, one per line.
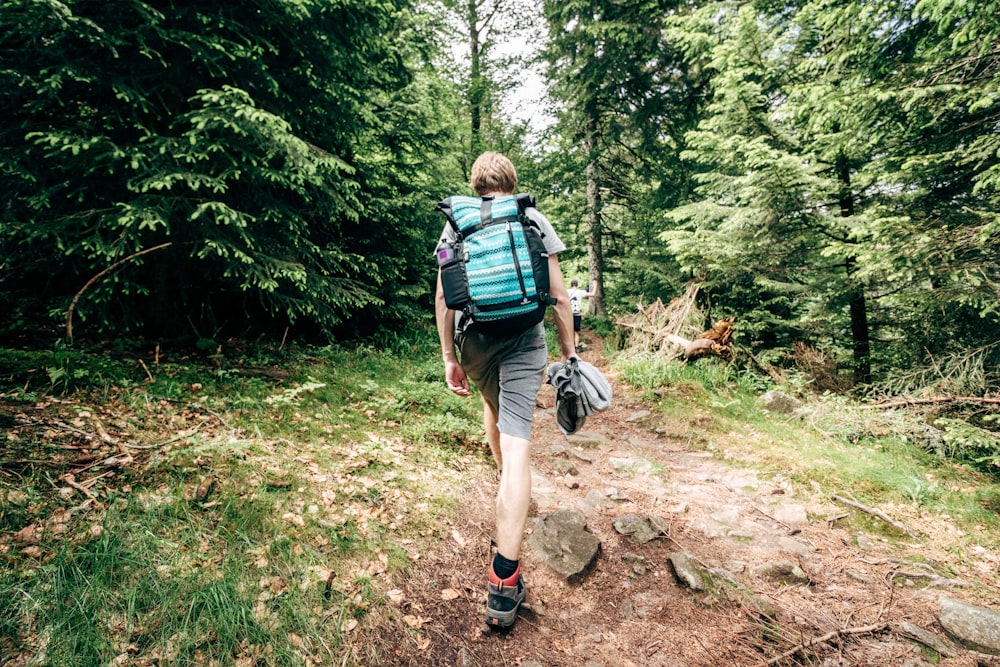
left=483, top=397, right=502, bottom=471
left=486, top=431, right=531, bottom=628
left=494, top=433, right=531, bottom=560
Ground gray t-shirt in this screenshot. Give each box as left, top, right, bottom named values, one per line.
left=437, top=205, right=566, bottom=255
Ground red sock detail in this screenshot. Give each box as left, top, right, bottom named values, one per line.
left=489, top=562, right=520, bottom=590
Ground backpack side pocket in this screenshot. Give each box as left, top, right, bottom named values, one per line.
left=438, top=243, right=470, bottom=310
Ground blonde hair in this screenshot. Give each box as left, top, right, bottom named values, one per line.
left=470, top=152, right=518, bottom=195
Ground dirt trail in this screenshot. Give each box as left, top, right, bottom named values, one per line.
left=367, top=341, right=1000, bottom=667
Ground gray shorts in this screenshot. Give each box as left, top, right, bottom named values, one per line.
left=457, top=323, right=547, bottom=440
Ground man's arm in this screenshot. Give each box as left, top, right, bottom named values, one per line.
left=435, top=271, right=469, bottom=396
left=546, top=255, right=577, bottom=360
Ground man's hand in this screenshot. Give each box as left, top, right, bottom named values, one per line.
left=444, top=359, right=470, bottom=396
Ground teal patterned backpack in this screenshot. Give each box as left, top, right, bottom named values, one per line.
left=435, top=194, right=553, bottom=335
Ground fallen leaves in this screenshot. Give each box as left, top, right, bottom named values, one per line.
left=403, top=614, right=432, bottom=629
left=0, top=363, right=473, bottom=665
left=19, top=546, right=43, bottom=559
left=257, top=576, right=289, bottom=602
left=4, top=496, right=99, bottom=559
left=13, top=524, right=40, bottom=545
left=281, top=512, right=305, bottom=526
left=190, top=476, right=214, bottom=503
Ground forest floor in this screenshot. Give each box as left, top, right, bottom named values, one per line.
left=357, top=338, right=1000, bottom=667
left=4, top=335, right=1000, bottom=667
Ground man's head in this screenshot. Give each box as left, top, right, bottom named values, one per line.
left=571, top=279, right=579, bottom=287
left=471, top=152, right=518, bottom=195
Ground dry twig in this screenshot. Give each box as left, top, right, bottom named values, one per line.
left=65, top=242, right=172, bottom=343
left=752, top=505, right=795, bottom=533
left=831, top=494, right=915, bottom=536
left=61, top=474, right=100, bottom=502
left=138, top=358, right=154, bottom=382
left=753, top=623, right=887, bottom=667
left=614, top=282, right=705, bottom=354
left=42, top=419, right=117, bottom=446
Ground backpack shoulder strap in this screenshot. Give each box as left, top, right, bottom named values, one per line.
left=514, top=193, right=544, bottom=236
left=436, top=197, right=461, bottom=237
left=514, top=193, right=536, bottom=213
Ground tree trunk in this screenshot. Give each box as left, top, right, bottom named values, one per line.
left=467, top=0, right=483, bottom=154
left=846, top=258, right=871, bottom=385
left=584, top=112, right=605, bottom=317
left=838, top=158, right=871, bottom=385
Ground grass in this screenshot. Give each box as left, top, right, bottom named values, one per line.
left=0, top=331, right=489, bottom=665
left=614, top=349, right=1000, bottom=546
left=2, top=332, right=999, bottom=664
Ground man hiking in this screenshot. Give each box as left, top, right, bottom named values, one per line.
left=567, top=279, right=596, bottom=349
left=434, top=151, right=577, bottom=629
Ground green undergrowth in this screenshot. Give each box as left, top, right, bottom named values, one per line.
left=0, top=332, right=490, bottom=665
left=614, top=350, right=1000, bottom=549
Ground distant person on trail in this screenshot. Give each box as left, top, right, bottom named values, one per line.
left=567, top=279, right=596, bottom=349
left=434, top=151, right=577, bottom=629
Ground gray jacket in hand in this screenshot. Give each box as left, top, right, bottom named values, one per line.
left=545, top=357, right=613, bottom=435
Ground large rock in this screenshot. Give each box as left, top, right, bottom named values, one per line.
left=939, top=595, right=1000, bottom=654
left=754, top=560, right=810, bottom=585
left=609, top=457, right=652, bottom=474
left=756, top=390, right=804, bottom=415
left=527, top=509, right=601, bottom=583
left=771, top=503, right=808, bottom=527
left=583, top=488, right=615, bottom=510
left=625, top=410, right=652, bottom=424
left=613, top=514, right=659, bottom=544
left=668, top=552, right=706, bottom=591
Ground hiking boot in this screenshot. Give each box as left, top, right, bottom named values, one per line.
left=485, top=564, right=526, bottom=629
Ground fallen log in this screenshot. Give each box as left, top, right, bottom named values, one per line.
left=665, top=318, right=736, bottom=361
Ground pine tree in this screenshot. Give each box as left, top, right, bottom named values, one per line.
left=541, top=0, right=700, bottom=315
left=0, top=0, right=445, bottom=341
